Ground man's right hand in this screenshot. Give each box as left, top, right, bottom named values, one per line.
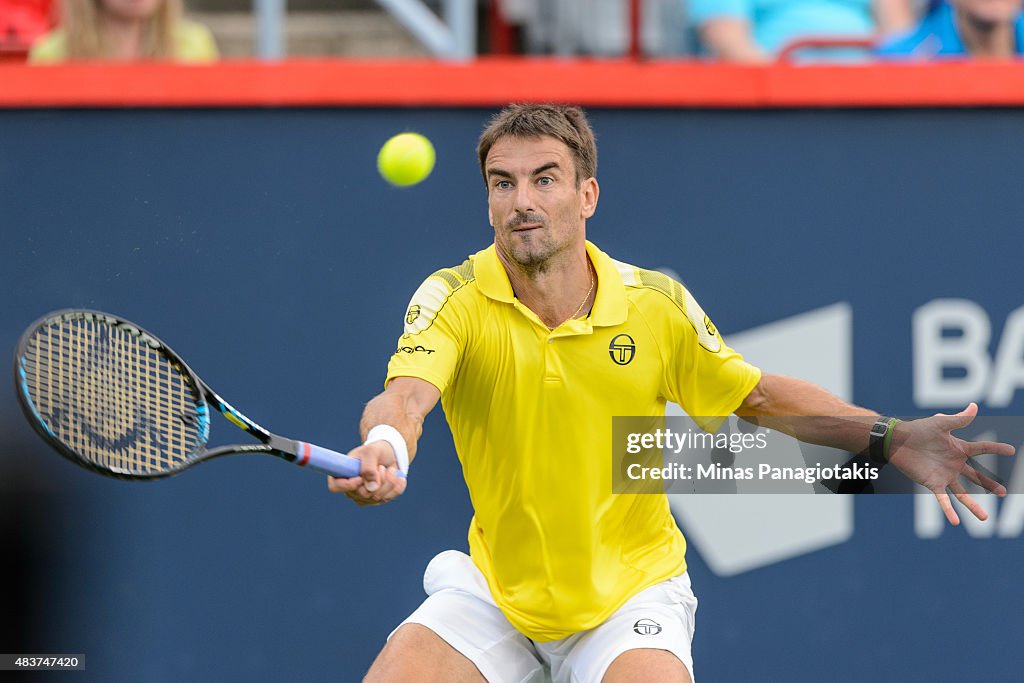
left=327, top=440, right=408, bottom=506
left=328, top=376, right=439, bottom=506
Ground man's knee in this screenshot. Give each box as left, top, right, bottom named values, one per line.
left=364, top=624, right=486, bottom=683
left=602, top=647, right=692, bottom=683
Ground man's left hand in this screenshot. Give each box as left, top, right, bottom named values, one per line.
left=889, top=403, right=1015, bottom=525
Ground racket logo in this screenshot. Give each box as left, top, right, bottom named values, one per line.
left=79, top=415, right=151, bottom=452
left=633, top=618, right=662, bottom=636
left=58, top=329, right=166, bottom=454
left=609, top=334, right=636, bottom=366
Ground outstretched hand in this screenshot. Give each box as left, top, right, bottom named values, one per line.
left=889, top=403, right=1015, bottom=525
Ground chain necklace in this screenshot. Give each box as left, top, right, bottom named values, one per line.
left=569, top=268, right=596, bottom=321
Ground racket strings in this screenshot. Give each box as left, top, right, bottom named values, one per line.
left=22, top=317, right=204, bottom=475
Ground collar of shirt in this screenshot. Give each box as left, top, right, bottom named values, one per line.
left=474, top=240, right=629, bottom=329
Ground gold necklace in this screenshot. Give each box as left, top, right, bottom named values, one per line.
left=569, top=268, right=596, bottom=320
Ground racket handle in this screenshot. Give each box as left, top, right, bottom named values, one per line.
left=297, top=442, right=407, bottom=480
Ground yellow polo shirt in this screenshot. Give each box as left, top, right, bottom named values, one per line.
left=387, top=241, right=760, bottom=641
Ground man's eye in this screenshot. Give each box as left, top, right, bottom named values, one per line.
left=496, top=180, right=512, bottom=190
left=537, top=177, right=553, bottom=186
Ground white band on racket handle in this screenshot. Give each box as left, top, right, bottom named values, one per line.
left=364, top=424, right=410, bottom=475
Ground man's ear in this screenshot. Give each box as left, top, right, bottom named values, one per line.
left=580, top=177, right=599, bottom=219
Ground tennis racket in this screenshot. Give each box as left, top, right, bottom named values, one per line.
left=13, top=309, right=389, bottom=481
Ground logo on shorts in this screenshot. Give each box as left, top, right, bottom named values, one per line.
left=633, top=618, right=662, bottom=636
left=406, top=305, right=421, bottom=326
left=609, top=334, right=636, bottom=365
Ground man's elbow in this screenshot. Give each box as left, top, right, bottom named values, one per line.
left=737, top=374, right=773, bottom=417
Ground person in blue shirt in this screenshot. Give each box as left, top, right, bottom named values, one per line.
left=877, top=0, right=1024, bottom=58
left=690, top=0, right=916, bottom=62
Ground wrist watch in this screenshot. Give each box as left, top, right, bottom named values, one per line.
left=868, top=417, right=892, bottom=465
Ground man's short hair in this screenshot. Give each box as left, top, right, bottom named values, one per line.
left=477, top=104, right=597, bottom=187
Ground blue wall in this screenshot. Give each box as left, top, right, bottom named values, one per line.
left=1, top=107, right=1021, bottom=682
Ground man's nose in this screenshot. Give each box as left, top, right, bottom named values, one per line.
left=512, top=182, right=535, bottom=213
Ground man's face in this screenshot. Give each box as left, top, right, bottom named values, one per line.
left=953, top=0, right=1022, bottom=25
left=485, top=135, right=597, bottom=271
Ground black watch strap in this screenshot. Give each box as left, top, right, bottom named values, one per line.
left=869, top=417, right=896, bottom=465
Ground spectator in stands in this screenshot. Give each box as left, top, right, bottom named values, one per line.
left=29, top=0, right=217, bottom=63
left=690, top=0, right=917, bottom=62
left=877, top=0, right=1024, bottom=57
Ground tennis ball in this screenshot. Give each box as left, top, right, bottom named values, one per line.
left=377, top=132, right=435, bottom=187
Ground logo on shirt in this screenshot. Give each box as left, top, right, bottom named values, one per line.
left=396, top=344, right=435, bottom=355
left=609, top=334, right=636, bottom=365
left=682, top=289, right=721, bottom=353
left=404, top=278, right=449, bottom=335
left=633, top=618, right=662, bottom=636
left=704, top=315, right=717, bottom=338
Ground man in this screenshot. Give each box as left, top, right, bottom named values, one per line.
left=877, top=0, right=1024, bottom=58
left=329, top=104, right=1013, bottom=683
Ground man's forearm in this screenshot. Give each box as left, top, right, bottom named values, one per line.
left=358, top=383, right=430, bottom=464
left=734, top=377, right=1014, bottom=524
left=737, top=373, right=881, bottom=455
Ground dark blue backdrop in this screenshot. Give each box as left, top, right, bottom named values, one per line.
left=1, top=107, right=1021, bottom=682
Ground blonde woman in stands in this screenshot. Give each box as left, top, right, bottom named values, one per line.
left=29, top=0, right=217, bottom=63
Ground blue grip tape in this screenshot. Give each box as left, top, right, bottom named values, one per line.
left=298, top=442, right=406, bottom=480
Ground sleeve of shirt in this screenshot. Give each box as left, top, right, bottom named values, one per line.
left=689, top=0, right=752, bottom=25
left=385, top=270, right=468, bottom=396
left=661, top=284, right=761, bottom=432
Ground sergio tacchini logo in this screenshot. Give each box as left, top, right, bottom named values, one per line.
left=609, top=334, right=636, bottom=365
left=633, top=618, right=662, bottom=635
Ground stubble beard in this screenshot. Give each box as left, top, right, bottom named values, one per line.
left=501, top=211, right=576, bottom=275
left=509, top=231, right=557, bottom=273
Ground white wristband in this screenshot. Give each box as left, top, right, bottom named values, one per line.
left=364, top=424, right=410, bottom=475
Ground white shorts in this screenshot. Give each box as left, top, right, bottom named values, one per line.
left=391, top=550, right=698, bottom=683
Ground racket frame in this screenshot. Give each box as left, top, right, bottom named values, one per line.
left=14, top=309, right=332, bottom=480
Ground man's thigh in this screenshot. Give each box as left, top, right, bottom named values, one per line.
left=372, top=550, right=544, bottom=683
left=364, top=623, right=487, bottom=683
left=541, top=573, right=698, bottom=683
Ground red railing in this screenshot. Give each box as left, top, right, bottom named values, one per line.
left=776, top=37, right=877, bottom=63
left=2, top=58, right=1024, bottom=108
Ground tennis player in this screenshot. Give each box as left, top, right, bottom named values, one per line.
left=329, top=104, right=1013, bottom=683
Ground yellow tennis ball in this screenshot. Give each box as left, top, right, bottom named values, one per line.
left=377, top=132, right=435, bottom=187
